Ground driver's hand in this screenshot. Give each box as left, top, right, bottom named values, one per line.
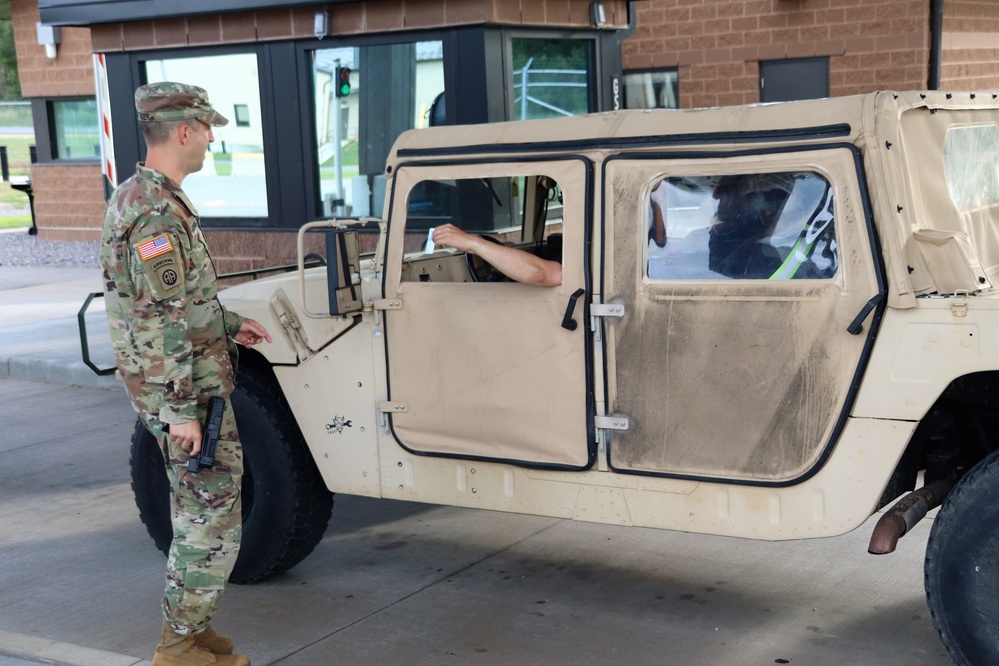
left=432, top=224, right=477, bottom=254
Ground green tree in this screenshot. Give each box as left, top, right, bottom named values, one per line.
left=0, top=20, right=23, bottom=100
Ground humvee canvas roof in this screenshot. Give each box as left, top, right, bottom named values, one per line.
left=389, top=90, right=999, bottom=309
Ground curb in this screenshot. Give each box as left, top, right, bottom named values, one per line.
left=2, top=357, right=121, bottom=391
left=0, top=630, right=151, bottom=666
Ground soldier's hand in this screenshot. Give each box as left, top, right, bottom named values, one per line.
left=169, top=420, right=203, bottom=457
left=235, top=318, right=272, bottom=347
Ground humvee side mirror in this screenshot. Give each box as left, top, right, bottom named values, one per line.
left=325, top=229, right=362, bottom=316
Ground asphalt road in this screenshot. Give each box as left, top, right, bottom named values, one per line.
left=0, top=377, right=952, bottom=666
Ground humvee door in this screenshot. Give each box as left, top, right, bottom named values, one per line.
left=602, top=147, right=883, bottom=483
left=382, top=159, right=594, bottom=469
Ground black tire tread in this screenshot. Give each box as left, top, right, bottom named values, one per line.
left=925, top=448, right=999, bottom=666
left=128, top=363, right=334, bottom=584
left=231, top=365, right=334, bottom=583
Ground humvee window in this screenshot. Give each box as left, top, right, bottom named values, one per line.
left=402, top=174, right=564, bottom=282
left=646, top=171, right=838, bottom=281
left=944, top=124, right=999, bottom=213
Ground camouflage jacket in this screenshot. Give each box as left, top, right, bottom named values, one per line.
left=101, top=163, right=243, bottom=424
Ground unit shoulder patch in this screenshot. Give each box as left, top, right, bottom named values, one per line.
left=132, top=232, right=185, bottom=300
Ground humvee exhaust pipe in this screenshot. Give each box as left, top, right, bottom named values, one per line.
left=868, top=479, right=953, bottom=555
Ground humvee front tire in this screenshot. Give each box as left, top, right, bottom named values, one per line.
left=925, top=449, right=999, bottom=665
left=129, top=364, right=334, bottom=583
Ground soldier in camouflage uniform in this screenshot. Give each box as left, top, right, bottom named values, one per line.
left=101, top=82, right=271, bottom=666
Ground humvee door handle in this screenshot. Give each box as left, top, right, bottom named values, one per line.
left=561, top=288, right=586, bottom=331
left=847, top=293, right=884, bottom=335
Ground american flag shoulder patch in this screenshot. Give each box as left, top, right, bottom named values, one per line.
left=136, top=234, right=174, bottom=261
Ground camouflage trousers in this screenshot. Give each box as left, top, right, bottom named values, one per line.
left=148, top=397, right=243, bottom=636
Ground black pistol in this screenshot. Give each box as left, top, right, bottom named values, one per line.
left=187, top=396, right=226, bottom=473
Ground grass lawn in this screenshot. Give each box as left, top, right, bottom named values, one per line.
left=0, top=215, right=31, bottom=229
left=0, top=135, right=36, bottom=226
left=0, top=134, right=35, bottom=170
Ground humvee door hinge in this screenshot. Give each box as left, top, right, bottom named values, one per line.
left=595, top=415, right=630, bottom=431
left=951, top=293, right=969, bottom=318
left=590, top=303, right=625, bottom=341
left=379, top=401, right=408, bottom=413
left=591, top=303, right=625, bottom=319
left=373, top=299, right=403, bottom=310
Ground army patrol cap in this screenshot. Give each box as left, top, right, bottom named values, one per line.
left=135, top=82, right=229, bottom=127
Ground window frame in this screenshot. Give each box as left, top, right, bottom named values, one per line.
left=503, top=30, right=600, bottom=122
left=643, top=170, right=840, bottom=282
left=759, top=57, right=830, bottom=104
left=102, top=26, right=615, bottom=232
left=620, top=67, right=680, bottom=110
left=30, top=96, right=102, bottom=165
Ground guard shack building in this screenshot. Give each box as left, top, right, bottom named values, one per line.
left=6, top=0, right=999, bottom=268
left=8, top=0, right=635, bottom=271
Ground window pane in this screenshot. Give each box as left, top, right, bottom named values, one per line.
left=647, top=172, right=838, bottom=280
left=144, top=53, right=267, bottom=218
left=52, top=99, right=100, bottom=160
left=760, top=57, right=829, bottom=103
left=312, top=41, right=444, bottom=218
left=622, top=70, right=678, bottom=110
left=512, top=38, right=593, bottom=121
left=233, top=104, right=250, bottom=128
left=944, top=124, right=999, bottom=212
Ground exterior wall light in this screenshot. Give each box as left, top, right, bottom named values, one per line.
left=590, top=2, right=606, bottom=27
left=314, top=11, right=330, bottom=40
left=37, top=22, right=61, bottom=59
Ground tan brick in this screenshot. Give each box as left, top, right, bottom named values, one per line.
left=187, top=15, right=221, bottom=46
left=220, top=13, right=258, bottom=43
left=786, top=41, right=816, bottom=58
left=330, top=3, right=367, bottom=34
left=545, top=0, right=571, bottom=24
left=120, top=21, right=155, bottom=50
left=154, top=18, right=188, bottom=47
left=732, top=45, right=760, bottom=61
left=90, top=24, right=122, bottom=53
left=255, top=9, right=294, bottom=40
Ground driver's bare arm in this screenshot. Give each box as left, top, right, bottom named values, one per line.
left=432, top=224, right=562, bottom=287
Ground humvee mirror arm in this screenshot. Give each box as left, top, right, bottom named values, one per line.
left=561, top=288, right=586, bottom=330
left=847, top=293, right=884, bottom=335
left=297, top=219, right=368, bottom=319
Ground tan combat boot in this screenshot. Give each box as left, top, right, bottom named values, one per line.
left=194, top=625, right=234, bottom=654
left=154, top=622, right=250, bottom=666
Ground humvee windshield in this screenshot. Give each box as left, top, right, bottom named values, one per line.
left=646, top=171, right=838, bottom=281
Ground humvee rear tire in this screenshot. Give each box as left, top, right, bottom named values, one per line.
left=925, top=449, right=999, bottom=666
left=129, top=364, right=334, bottom=584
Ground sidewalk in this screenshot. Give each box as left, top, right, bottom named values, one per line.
left=0, top=265, right=120, bottom=391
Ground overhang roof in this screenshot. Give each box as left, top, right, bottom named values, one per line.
left=37, top=0, right=358, bottom=26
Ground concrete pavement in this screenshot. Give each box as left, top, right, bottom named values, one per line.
left=0, top=264, right=953, bottom=666
left=0, top=265, right=118, bottom=391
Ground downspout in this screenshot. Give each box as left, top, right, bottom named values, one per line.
left=928, top=0, right=943, bottom=90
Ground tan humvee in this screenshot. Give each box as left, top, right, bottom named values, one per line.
left=129, top=90, right=999, bottom=665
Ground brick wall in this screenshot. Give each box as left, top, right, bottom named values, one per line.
left=11, top=0, right=95, bottom=97
left=91, top=0, right=631, bottom=51
left=623, top=0, right=931, bottom=108
left=941, top=0, right=999, bottom=89
left=30, top=165, right=107, bottom=241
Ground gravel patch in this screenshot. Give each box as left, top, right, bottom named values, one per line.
left=0, top=231, right=100, bottom=268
